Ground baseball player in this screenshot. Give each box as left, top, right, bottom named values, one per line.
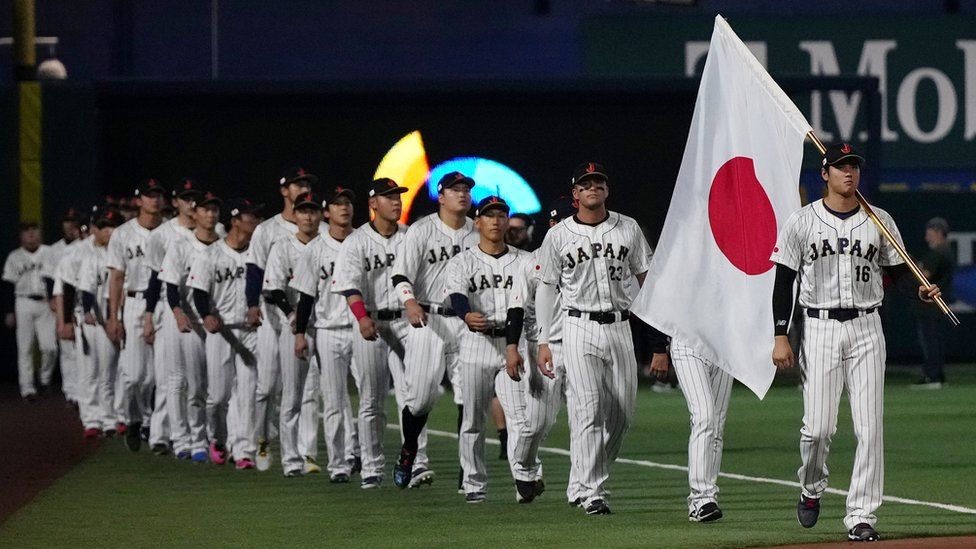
left=292, top=185, right=361, bottom=483
left=159, top=192, right=223, bottom=462
left=52, top=212, right=93, bottom=422
left=770, top=143, right=941, bottom=542
left=3, top=223, right=56, bottom=401
left=391, top=171, right=477, bottom=490
left=143, top=178, right=201, bottom=456
left=189, top=198, right=263, bottom=469
left=331, top=177, right=421, bottom=489
left=43, top=209, right=82, bottom=407
left=106, top=178, right=167, bottom=452
left=534, top=162, right=656, bottom=515
left=244, top=167, right=315, bottom=470
left=262, top=191, right=324, bottom=477
left=501, top=196, right=577, bottom=504
left=444, top=196, right=524, bottom=503
left=76, top=207, right=125, bottom=438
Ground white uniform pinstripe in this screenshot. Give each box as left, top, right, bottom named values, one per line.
left=3, top=245, right=57, bottom=397
left=106, top=218, right=158, bottom=426
left=445, top=245, right=524, bottom=495
left=290, top=232, right=361, bottom=476
left=44, top=238, right=79, bottom=403
left=536, top=212, right=653, bottom=506
left=159, top=234, right=214, bottom=454
left=771, top=199, right=904, bottom=529
left=331, top=222, right=427, bottom=480
left=670, top=339, right=734, bottom=514
left=392, top=213, right=479, bottom=414
left=75, top=241, right=122, bottom=431
left=189, top=239, right=257, bottom=461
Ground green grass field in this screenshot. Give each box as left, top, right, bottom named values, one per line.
left=2, top=366, right=975, bottom=548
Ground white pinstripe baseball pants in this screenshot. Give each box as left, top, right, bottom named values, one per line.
left=562, top=315, right=637, bottom=506
left=206, top=326, right=258, bottom=461
left=278, top=328, right=311, bottom=473
left=671, top=340, right=733, bottom=514
left=254, top=319, right=281, bottom=443
left=403, top=313, right=464, bottom=416
left=167, top=326, right=208, bottom=454
left=150, top=306, right=177, bottom=447
left=314, top=326, right=361, bottom=476
left=78, top=321, right=121, bottom=430
left=458, top=332, right=506, bottom=494
left=120, top=298, right=154, bottom=426
left=799, top=311, right=886, bottom=529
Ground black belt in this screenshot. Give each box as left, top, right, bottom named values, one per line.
left=126, top=291, right=144, bottom=299
left=480, top=327, right=506, bottom=338
left=420, top=303, right=456, bottom=317
left=806, top=307, right=876, bottom=322
left=374, top=309, right=402, bottom=321
left=24, top=295, right=45, bottom=301
left=567, top=309, right=629, bottom=325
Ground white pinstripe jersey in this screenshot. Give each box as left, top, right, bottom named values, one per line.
left=511, top=251, right=563, bottom=342
left=41, top=238, right=69, bottom=281
left=770, top=199, right=905, bottom=310
left=188, top=239, right=251, bottom=325
left=76, top=244, right=112, bottom=316
left=263, top=235, right=311, bottom=324
left=248, top=213, right=299, bottom=329
left=106, top=218, right=156, bottom=292
left=391, top=213, right=478, bottom=306
left=2, top=245, right=51, bottom=296
left=536, top=212, right=653, bottom=312
left=330, top=222, right=408, bottom=312
left=54, top=236, right=94, bottom=301
left=290, top=232, right=354, bottom=329
left=445, top=245, right=525, bottom=327
left=159, top=235, right=215, bottom=323
left=146, top=217, right=194, bottom=272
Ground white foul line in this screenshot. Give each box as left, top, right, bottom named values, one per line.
left=391, top=424, right=976, bottom=516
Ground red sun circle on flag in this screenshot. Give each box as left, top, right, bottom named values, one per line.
left=707, top=156, right=777, bottom=276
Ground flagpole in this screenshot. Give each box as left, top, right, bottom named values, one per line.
left=806, top=131, right=960, bottom=327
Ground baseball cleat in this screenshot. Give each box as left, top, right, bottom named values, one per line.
left=465, top=492, right=487, bottom=504
left=330, top=473, right=351, bottom=484
left=302, top=456, right=322, bottom=474
left=568, top=497, right=583, bottom=508
left=139, top=426, right=150, bottom=442
left=255, top=440, right=271, bottom=472
left=24, top=393, right=37, bottom=404
left=457, top=467, right=464, bottom=494
left=408, top=467, right=435, bottom=489
left=797, top=495, right=820, bottom=528
left=235, top=458, right=256, bottom=470
left=151, top=443, right=170, bottom=456
left=191, top=450, right=208, bottom=463
left=209, top=442, right=228, bottom=465
left=348, top=456, right=362, bottom=475
left=360, top=476, right=382, bottom=489
left=103, top=428, right=117, bottom=438
left=497, top=429, right=508, bottom=460
left=116, top=423, right=127, bottom=435
left=124, top=422, right=142, bottom=452
left=515, top=479, right=546, bottom=504
left=83, top=428, right=102, bottom=439
left=176, top=449, right=192, bottom=461
left=284, top=469, right=302, bottom=478
left=585, top=499, right=611, bottom=515
left=689, top=502, right=723, bottom=523
left=847, top=523, right=880, bottom=542
left=393, top=450, right=414, bottom=489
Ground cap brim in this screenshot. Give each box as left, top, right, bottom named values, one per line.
left=283, top=175, right=318, bottom=187
left=329, top=188, right=356, bottom=202
left=373, top=187, right=409, bottom=197
left=294, top=200, right=323, bottom=210
left=573, top=172, right=608, bottom=185
left=477, top=203, right=510, bottom=216
left=137, top=188, right=167, bottom=197
left=195, top=198, right=222, bottom=208
left=439, top=178, right=475, bottom=192
left=827, top=154, right=865, bottom=166
left=175, top=190, right=202, bottom=199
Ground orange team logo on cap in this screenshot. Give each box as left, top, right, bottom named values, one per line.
left=148, top=178, right=158, bottom=187
left=184, top=180, right=193, bottom=189
left=586, top=163, right=595, bottom=173
left=297, top=168, right=307, bottom=176
left=106, top=211, right=115, bottom=220
left=387, top=180, right=396, bottom=187
left=336, top=186, right=344, bottom=193
left=454, top=173, right=464, bottom=181
left=205, top=192, right=215, bottom=200
left=840, top=143, right=852, bottom=154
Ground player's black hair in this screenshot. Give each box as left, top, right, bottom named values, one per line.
left=18, top=221, right=39, bottom=232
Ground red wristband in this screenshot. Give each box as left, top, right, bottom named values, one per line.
left=350, top=300, right=369, bottom=321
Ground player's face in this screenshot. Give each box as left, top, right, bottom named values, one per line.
left=175, top=196, right=196, bottom=219
left=138, top=191, right=165, bottom=215
left=438, top=184, right=472, bottom=214
left=326, top=196, right=353, bottom=227
left=506, top=217, right=530, bottom=247
left=61, top=220, right=80, bottom=241
left=282, top=181, right=312, bottom=205
left=370, top=193, right=402, bottom=223
left=924, top=227, right=946, bottom=247
left=476, top=209, right=509, bottom=243
left=194, top=204, right=220, bottom=231
left=823, top=161, right=860, bottom=198
left=233, top=212, right=260, bottom=239
left=572, top=178, right=609, bottom=209
left=295, top=206, right=324, bottom=236
left=93, top=225, right=115, bottom=247
left=20, top=227, right=41, bottom=250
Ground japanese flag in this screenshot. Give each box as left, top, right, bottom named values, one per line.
left=630, top=15, right=812, bottom=398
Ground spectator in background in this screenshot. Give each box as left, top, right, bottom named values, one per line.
left=506, top=213, right=534, bottom=251
left=912, top=217, right=955, bottom=389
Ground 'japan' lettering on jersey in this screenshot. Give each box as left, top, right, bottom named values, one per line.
left=511, top=251, right=563, bottom=342
left=263, top=235, right=311, bottom=323
left=770, top=200, right=905, bottom=310
left=188, top=239, right=251, bottom=326
left=76, top=245, right=113, bottom=319
left=445, top=246, right=525, bottom=327
left=54, top=237, right=95, bottom=303
left=331, top=223, right=407, bottom=312
left=536, top=212, right=653, bottom=312
left=290, top=232, right=354, bottom=329
left=106, top=218, right=156, bottom=292
left=159, top=235, right=215, bottom=323
left=2, top=245, right=51, bottom=296
left=391, top=213, right=478, bottom=306
left=145, top=217, right=194, bottom=272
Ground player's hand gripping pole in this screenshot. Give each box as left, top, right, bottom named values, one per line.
left=807, top=131, right=960, bottom=327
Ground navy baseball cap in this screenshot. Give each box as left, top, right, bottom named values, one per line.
left=294, top=191, right=324, bottom=210
left=134, top=177, right=168, bottom=197
left=571, top=162, right=608, bottom=186
left=368, top=178, right=408, bottom=198
left=222, top=198, right=264, bottom=224
left=437, top=171, right=475, bottom=193
left=93, top=207, right=124, bottom=229
left=61, top=207, right=80, bottom=223
left=173, top=177, right=203, bottom=200
left=475, top=196, right=510, bottom=217
left=279, top=166, right=318, bottom=187
left=194, top=191, right=223, bottom=208
left=822, top=142, right=865, bottom=169
left=323, top=185, right=355, bottom=205
left=548, top=196, right=576, bottom=221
